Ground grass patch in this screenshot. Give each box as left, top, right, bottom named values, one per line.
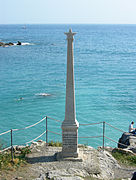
left=84, top=176, right=100, bottom=180
left=0, top=147, right=31, bottom=170
left=112, top=151, right=136, bottom=166
left=48, top=141, right=62, bottom=147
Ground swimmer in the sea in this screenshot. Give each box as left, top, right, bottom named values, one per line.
left=16, top=97, right=23, bottom=101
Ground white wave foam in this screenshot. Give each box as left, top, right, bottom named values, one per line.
left=35, top=93, right=51, bottom=96
left=14, top=42, right=34, bottom=46
left=21, top=42, right=30, bottom=46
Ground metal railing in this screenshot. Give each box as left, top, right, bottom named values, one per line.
left=0, top=115, right=128, bottom=161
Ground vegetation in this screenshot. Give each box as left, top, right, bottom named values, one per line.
left=48, top=140, right=62, bottom=147
left=0, top=139, right=7, bottom=150
left=112, top=151, right=136, bottom=166
left=0, top=146, right=31, bottom=170
left=85, top=177, right=127, bottom=180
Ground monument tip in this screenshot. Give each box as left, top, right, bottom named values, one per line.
left=64, top=29, right=76, bottom=40
left=69, top=29, right=72, bottom=33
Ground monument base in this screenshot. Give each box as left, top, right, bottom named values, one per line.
left=62, top=124, right=79, bottom=159
left=61, top=148, right=79, bottom=158
left=56, top=150, right=83, bottom=162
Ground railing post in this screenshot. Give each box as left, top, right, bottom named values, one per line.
left=103, top=121, right=105, bottom=150
left=46, top=116, right=48, bottom=146
left=11, top=129, right=13, bottom=162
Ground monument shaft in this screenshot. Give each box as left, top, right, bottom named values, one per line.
left=62, top=29, right=79, bottom=158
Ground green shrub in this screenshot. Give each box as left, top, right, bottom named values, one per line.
left=0, top=153, right=11, bottom=169
left=20, top=147, right=31, bottom=158
left=48, top=141, right=62, bottom=147
left=0, top=146, right=31, bottom=170
left=112, top=151, right=136, bottom=166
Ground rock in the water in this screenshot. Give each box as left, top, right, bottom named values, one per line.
left=17, top=41, right=21, bottom=45
left=0, top=42, right=5, bottom=46
left=0, top=41, right=14, bottom=47
left=118, top=132, right=136, bottom=152
left=8, top=42, right=14, bottom=46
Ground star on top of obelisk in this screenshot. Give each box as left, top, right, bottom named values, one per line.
left=64, top=29, right=76, bottom=40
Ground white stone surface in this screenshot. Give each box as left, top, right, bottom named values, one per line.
left=24, top=144, right=135, bottom=180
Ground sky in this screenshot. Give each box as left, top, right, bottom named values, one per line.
left=1, top=0, right=136, bottom=24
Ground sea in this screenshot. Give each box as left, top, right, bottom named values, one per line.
left=0, top=24, right=136, bottom=149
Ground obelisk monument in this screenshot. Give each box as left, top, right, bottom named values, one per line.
left=61, top=29, right=79, bottom=158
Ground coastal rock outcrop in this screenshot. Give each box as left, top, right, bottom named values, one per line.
left=118, top=132, right=136, bottom=153
left=1, top=140, right=135, bottom=179
left=5, top=42, right=14, bottom=46
left=17, top=41, right=21, bottom=45
left=0, top=41, right=21, bottom=47
left=25, top=141, right=122, bottom=180
left=0, top=41, right=14, bottom=47
left=0, top=42, right=5, bottom=46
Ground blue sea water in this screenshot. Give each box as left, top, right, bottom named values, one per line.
left=0, top=24, right=136, bottom=148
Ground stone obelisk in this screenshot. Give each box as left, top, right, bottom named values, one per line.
left=61, top=29, right=79, bottom=158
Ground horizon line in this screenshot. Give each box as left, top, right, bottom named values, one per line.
left=0, top=23, right=136, bottom=25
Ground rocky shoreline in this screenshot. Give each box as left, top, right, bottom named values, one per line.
left=1, top=140, right=135, bottom=180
